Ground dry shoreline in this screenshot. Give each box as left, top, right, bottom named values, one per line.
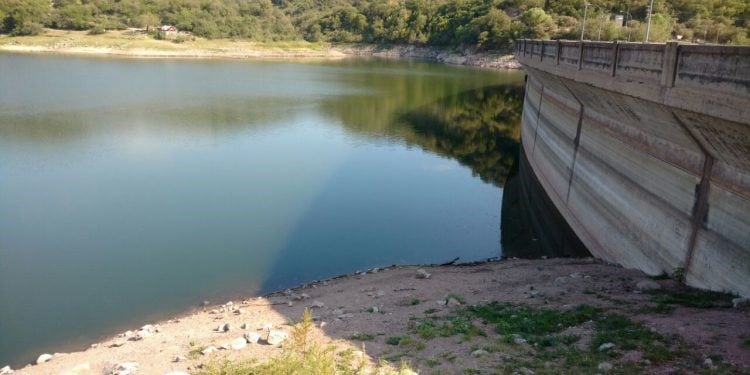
left=3, top=258, right=749, bottom=374
left=0, top=33, right=520, bottom=69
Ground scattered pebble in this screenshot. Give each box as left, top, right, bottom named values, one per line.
left=240, top=323, right=249, bottom=329
left=703, top=358, right=714, bottom=368
left=201, top=346, right=217, bottom=355
left=244, top=332, right=261, bottom=344
left=172, top=356, right=187, bottom=363
left=512, top=334, right=527, bottom=344
left=570, top=272, right=584, bottom=279
left=597, top=362, right=613, bottom=371
left=229, top=337, right=247, bottom=350
left=267, top=330, right=288, bottom=346
left=132, top=325, right=157, bottom=340
left=471, top=349, right=489, bottom=357
left=310, top=301, right=325, bottom=308
left=66, top=363, right=90, bottom=374
left=447, top=297, right=462, bottom=306
left=36, top=354, right=53, bottom=365
left=293, top=293, right=310, bottom=300
left=109, top=362, right=138, bottom=375
left=110, top=340, right=126, bottom=348
left=416, top=269, right=431, bottom=279
left=635, top=280, right=661, bottom=291
left=598, top=342, right=615, bottom=351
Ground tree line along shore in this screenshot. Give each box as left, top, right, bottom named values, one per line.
left=1, top=0, right=747, bottom=55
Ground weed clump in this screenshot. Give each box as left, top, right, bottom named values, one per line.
left=197, top=308, right=414, bottom=375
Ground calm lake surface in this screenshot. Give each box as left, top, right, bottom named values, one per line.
left=0, top=53, right=524, bottom=365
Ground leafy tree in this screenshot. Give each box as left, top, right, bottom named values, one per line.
left=520, top=7, right=555, bottom=38
left=0, top=0, right=746, bottom=45
left=136, top=13, right=160, bottom=32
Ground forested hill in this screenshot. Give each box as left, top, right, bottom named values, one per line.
left=1, top=0, right=748, bottom=49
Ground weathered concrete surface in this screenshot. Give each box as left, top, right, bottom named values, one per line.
left=515, top=40, right=750, bottom=296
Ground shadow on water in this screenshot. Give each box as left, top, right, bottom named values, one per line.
left=500, top=147, right=590, bottom=259
left=259, top=82, right=589, bottom=293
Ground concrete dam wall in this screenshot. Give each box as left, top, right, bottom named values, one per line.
left=514, top=39, right=750, bottom=296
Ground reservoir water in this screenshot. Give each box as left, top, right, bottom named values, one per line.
left=0, top=53, right=524, bottom=365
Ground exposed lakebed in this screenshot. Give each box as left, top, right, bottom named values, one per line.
left=0, top=54, right=524, bottom=365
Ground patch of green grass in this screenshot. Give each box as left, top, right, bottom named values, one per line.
left=446, top=293, right=466, bottom=304
left=468, top=302, right=601, bottom=338
left=441, top=351, right=457, bottom=363
left=448, top=301, right=739, bottom=374
left=651, top=273, right=672, bottom=280
left=197, top=309, right=415, bottom=375
left=188, top=345, right=206, bottom=360
left=386, top=336, right=403, bottom=345
left=349, top=332, right=376, bottom=341
left=743, top=338, right=750, bottom=349
left=411, top=299, right=421, bottom=305
left=423, top=308, right=439, bottom=314
left=424, top=357, right=441, bottom=367
left=648, top=288, right=735, bottom=309
left=398, top=336, right=426, bottom=351
left=385, top=336, right=424, bottom=350
left=413, top=314, right=484, bottom=340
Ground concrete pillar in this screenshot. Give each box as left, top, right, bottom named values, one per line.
left=661, top=42, right=679, bottom=87
left=611, top=41, right=619, bottom=77
left=578, top=41, right=585, bottom=70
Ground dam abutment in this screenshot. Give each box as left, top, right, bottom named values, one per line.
left=515, top=39, right=750, bottom=296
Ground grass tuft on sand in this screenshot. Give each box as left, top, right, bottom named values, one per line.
left=197, top=309, right=415, bottom=375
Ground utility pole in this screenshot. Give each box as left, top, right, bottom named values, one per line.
left=644, top=0, right=655, bottom=42
left=580, top=1, right=590, bottom=41
left=625, top=3, right=632, bottom=41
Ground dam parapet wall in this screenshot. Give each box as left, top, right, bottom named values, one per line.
left=514, top=40, right=750, bottom=296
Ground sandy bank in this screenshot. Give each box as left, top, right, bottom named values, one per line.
left=4, top=258, right=748, bottom=374
left=0, top=30, right=519, bottom=69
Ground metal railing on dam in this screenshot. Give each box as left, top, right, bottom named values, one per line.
left=514, top=39, right=750, bottom=296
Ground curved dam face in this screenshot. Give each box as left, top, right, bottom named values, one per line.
left=514, top=40, right=750, bottom=296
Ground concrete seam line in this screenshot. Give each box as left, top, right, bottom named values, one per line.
left=558, top=79, right=586, bottom=205
left=531, top=80, right=545, bottom=157
left=671, top=110, right=714, bottom=281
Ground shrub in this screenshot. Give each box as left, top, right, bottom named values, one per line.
left=88, top=25, right=105, bottom=35
left=11, top=21, right=43, bottom=36
left=172, top=34, right=191, bottom=43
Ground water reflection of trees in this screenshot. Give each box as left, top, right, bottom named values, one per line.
left=328, top=83, right=525, bottom=187
left=395, top=85, right=523, bottom=187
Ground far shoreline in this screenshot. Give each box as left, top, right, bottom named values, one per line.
left=0, top=29, right=521, bottom=69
